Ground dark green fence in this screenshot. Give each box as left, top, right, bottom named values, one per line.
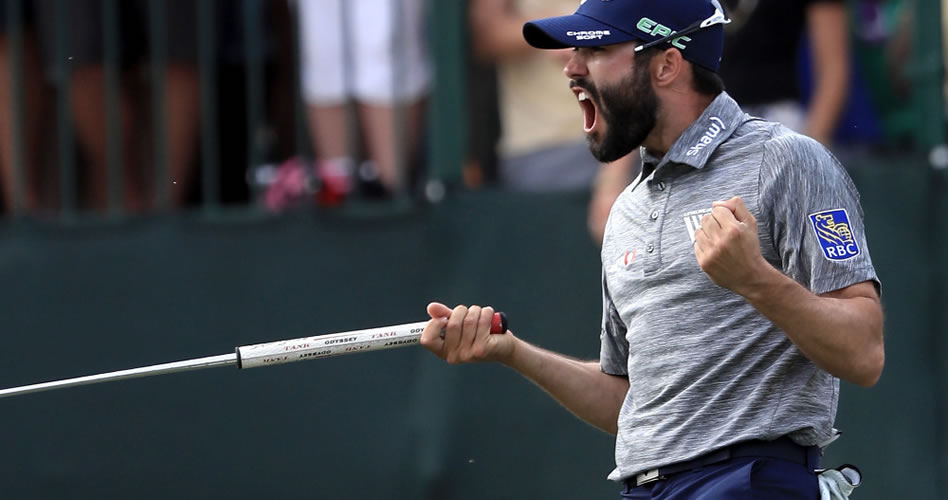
left=0, top=192, right=618, bottom=499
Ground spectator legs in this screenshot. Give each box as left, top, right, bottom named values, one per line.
left=306, top=103, right=349, bottom=161
left=70, top=65, right=145, bottom=212
left=357, top=100, right=425, bottom=193
left=0, top=35, right=41, bottom=213
left=69, top=63, right=198, bottom=212
left=164, top=64, right=199, bottom=206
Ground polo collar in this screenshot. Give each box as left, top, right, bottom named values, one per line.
left=641, top=92, right=745, bottom=171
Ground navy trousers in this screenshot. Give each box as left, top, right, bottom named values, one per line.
left=620, top=457, right=819, bottom=499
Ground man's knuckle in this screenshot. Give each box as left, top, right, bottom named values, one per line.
left=705, top=248, right=719, bottom=261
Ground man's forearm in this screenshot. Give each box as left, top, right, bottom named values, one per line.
left=741, top=265, right=884, bottom=387
left=469, top=1, right=536, bottom=62
left=805, top=67, right=848, bottom=144
left=503, top=338, right=629, bottom=434
left=805, top=2, right=850, bottom=144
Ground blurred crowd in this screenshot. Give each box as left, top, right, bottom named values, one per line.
left=0, top=0, right=935, bottom=241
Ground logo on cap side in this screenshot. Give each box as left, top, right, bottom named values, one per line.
left=567, top=30, right=612, bottom=41
left=636, top=18, right=693, bottom=49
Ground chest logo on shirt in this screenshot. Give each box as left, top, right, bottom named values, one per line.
left=683, top=208, right=713, bottom=244
left=608, top=249, right=638, bottom=274
left=809, top=209, right=860, bottom=261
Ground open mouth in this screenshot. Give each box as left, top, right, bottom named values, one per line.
left=576, top=90, right=598, bottom=133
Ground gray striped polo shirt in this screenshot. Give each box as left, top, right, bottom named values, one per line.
left=599, top=92, right=879, bottom=482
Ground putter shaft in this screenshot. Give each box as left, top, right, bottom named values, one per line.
left=0, top=354, right=237, bottom=399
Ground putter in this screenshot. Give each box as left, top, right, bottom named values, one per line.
left=0, top=312, right=508, bottom=399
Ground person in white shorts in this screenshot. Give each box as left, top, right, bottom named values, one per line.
left=297, top=0, right=431, bottom=195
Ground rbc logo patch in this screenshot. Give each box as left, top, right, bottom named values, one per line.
left=809, top=209, right=860, bottom=261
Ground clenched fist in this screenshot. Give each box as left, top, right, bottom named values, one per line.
left=693, top=196, right=770, bottom=296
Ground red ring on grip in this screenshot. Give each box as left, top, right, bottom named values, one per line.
left=490, top=312, right=509, bottom=334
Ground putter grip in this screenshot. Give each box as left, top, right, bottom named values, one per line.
left=237, top=312, right=509, bottom=369
left=490, top=311, right=508, bottom=334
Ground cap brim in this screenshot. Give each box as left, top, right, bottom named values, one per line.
left=523, top=14, right=639, bottom=49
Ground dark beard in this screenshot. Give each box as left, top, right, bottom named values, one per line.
left=579, top=65, right=658, bottom=163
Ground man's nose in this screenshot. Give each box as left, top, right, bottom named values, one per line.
left=563, top=51, right=588, bottom=80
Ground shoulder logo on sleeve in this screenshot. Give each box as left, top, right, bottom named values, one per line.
left=809, top=209, right=860, bottom=261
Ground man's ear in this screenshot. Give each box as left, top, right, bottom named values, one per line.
left=651, top=48, right=684, bottom=88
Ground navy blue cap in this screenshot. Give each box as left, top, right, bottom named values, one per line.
left=523, top=0, right=727, bottom=72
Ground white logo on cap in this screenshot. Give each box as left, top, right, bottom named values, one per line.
left=567, top=30, right=611, bottom=41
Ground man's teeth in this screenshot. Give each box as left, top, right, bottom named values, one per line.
left=578, top=92, right=588, bottom=102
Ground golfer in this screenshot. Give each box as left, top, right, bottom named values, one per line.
left=421, top=0, right=884, bottom=498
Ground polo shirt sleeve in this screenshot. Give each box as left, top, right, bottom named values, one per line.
left=600, top=270, right=629, bottom=376
left=758, top=132, right=881, bottom=295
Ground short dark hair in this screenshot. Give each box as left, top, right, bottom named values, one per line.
left=691, top=64, right=725, bottom=96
